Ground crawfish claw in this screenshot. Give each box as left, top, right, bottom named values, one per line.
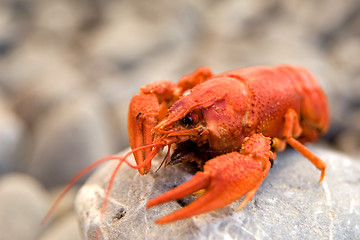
left=128, top=93, right=160, bottom=174
left=147, top=134, right=273, bottom=224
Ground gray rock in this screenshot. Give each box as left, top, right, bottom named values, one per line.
left=39, top=185, right=81, bottom=240
left=33, top=0, right=90, bottom=42
left=12, top=74, right=84, bottom=126
left=0, top=98, right=24, bottom=173
left=0, top=173, right=49, bottom=240
left=27, top=96, right=114, bottom=187
left=335, top=109, right=360, bottom=157
left=39, top=212, right=82, bottom=240
left=0, top=35, right=80, bottom=96
left=47, top=186, right=79, bottom=223
left=75, top=146, right=360, bottom=240
left=279, top=0, right=360, bottom=35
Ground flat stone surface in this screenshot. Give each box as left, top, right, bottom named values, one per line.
left=75, top=146, right=360, bottom=240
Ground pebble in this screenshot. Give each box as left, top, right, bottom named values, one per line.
left=0, top=98, right=24, bottom=173
left=0, top=173, right=49, bottom=240
left=38, top=212, right=82, bottom=240
left=27, top=95, right=114, bottom=187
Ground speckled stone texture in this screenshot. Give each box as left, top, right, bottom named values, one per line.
left=75, top=147, right=360, bottom=240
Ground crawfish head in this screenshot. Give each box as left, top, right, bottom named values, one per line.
left=153, top=77, right=251, bottom=159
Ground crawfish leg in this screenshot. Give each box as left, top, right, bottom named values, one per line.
left=147, top=134, right=273, bottom=224
left=283, top=109, right=326, bottom=182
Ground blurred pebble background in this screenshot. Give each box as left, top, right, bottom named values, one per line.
left=0, top=0, right=359, bottom=239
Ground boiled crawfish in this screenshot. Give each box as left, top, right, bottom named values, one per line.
left=43, top=65, right=329, bottom=226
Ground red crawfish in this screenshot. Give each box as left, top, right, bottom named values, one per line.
left=43, top=65, right=329, bottom=226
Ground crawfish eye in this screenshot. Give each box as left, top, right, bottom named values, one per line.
left=182, top=116, right=193, bottom=125
left=181, top=112, right=199, bottom=126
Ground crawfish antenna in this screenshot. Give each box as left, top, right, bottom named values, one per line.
left=41, top=140, right=165, bottom=226
left=100, top=146, right=161, bottom=222
left=96, top=146, right=161, bottom=237
left=41, top=155, right=121, bottom=225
